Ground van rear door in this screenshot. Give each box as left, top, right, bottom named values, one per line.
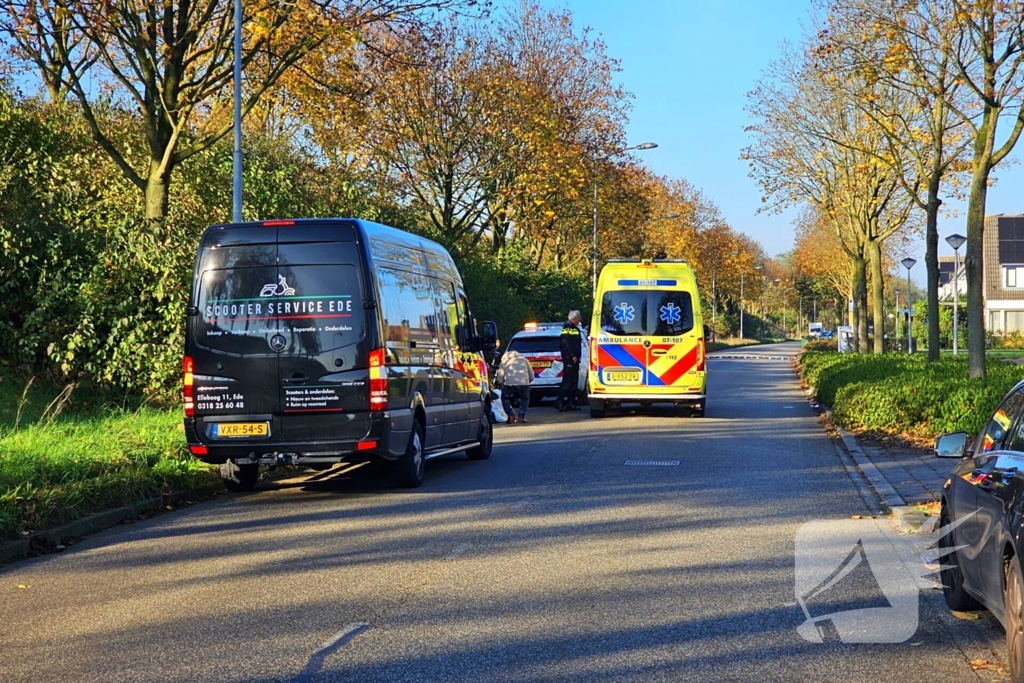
left=597, top=284, right=699, bottom=388
left=192, top=231, right=281, bottom=433
left=275, top=239, right=371, bottom=444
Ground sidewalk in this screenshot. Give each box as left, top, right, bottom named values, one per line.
left=842, top=432, right=950, bottom=507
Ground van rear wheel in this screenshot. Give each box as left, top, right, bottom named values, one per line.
left=589, top=399, right=606, bottom=418
left=220, top=460, right=259, bottom=492
left=393, top=420, right=425, bottom=488
left=466, top=412, right=493, bottom=461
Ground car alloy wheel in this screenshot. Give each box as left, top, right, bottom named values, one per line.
left=1007, top=556, right=1024, bottom=682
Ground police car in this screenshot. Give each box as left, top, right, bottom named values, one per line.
left=502, top=322, right=589, bottom=404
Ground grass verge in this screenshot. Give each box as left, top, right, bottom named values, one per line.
left=0, top=367, right=217, bottom=542
left=707, top=338, right=764, bottom=353
left=799, top=351, right=1024, bottom=444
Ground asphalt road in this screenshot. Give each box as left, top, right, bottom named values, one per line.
left=0, top=342, right=1010, bottom=682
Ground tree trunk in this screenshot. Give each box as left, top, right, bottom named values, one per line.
left=851, top=256, right=867, bottom=353
left=145, top=163, right=171, bottom=241
left=868, top=239, right=885, bottom=354
left=965, top=156, right=989, bottom=379
left=924, top=182, right=942, bottom=362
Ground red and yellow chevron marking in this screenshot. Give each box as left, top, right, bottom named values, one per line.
left=597, top=339, right=703, bottom=387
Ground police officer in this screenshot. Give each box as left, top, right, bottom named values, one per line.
left=556, top=310, right=583, bottom=411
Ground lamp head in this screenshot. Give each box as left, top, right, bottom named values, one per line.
left=946, top=233, right=966, bottom=251
left=634, top=142, right=658, bottom=150
left=901, top=257, right=917, bottom=270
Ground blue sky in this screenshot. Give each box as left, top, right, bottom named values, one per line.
left=533, top=0, right=1024, bottom=286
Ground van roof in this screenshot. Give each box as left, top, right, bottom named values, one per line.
left=597, top=259, right=696, bottom=282
left=204, top=217, right=447, bottom=251
left=200, top=218, right=459, bottom=278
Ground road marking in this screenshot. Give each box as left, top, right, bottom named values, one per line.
left=624, top=460, right=681, bottom=466
left=445, top=543, right=473, bottom=560
left=292, top=623, right=370, bottom=683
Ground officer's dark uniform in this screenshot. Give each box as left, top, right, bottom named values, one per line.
left=557, top=320, right=582, bottom=411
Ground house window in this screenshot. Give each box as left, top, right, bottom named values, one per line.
left=1005, top=265, right=1024, bottom=288
left=991, top=311, right=1004, bottom=333
left=1007, top=311, right=1024, bottom=333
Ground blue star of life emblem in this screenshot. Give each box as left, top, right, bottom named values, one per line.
left=614, top=302, right=635, bottom=325
left=660, top=303, right=681, bottom=325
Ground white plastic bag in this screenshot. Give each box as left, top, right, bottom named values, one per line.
left=490, top=390, right=509, bottom=423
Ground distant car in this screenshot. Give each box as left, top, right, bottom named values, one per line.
left=502, top=322, right=588, bottom=404
left=934, top=381, right=1024, bottom=681
left=820, top=330, right=835, bottom=340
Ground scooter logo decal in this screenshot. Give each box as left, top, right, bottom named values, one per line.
left=259, top=275, right=296, bottom=297
left=660, top=303, right=681, bottom=325
left=613, top=303, right=635, bottom=325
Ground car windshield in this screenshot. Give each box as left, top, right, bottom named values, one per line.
left=600, top=290, right=694, bottom=336
left=507, top=336, right=560, bottom=354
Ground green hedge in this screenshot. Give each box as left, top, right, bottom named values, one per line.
left=801, top=351, right=1024, bottom=440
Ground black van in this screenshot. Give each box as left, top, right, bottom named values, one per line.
left=183, top=218, right=498, bottom=491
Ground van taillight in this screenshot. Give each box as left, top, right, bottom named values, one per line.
left=589, top=338, right=598, bottom=372
left=183, top=356, right=195, bottom=417
left=369, top=348, right=388, bottom=411
left=696, top=338, right=705, bottom=372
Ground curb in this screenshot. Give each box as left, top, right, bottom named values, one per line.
left=0, top=488, right=216, bottom=565
left=835, top=425, right=907, bottom=510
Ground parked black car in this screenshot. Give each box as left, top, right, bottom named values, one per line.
left=183, top=218, right=498, bottom=492
left=935, top=381, right=1024, bottom=682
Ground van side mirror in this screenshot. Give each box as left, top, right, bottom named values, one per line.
left=478, top=320, right=498, bottom=353
left=935, top=432, right=969, bottom=458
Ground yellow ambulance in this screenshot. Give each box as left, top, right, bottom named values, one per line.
left=587, top=259, right=706, bottom=418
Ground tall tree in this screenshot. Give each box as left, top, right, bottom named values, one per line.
left=0, top=0, right=478, bottom=237
left=745, top=44, right=917, bottom=353
left=814, top=0, right=973, bottom=361
left=845, top=0, right=1024, bottom=377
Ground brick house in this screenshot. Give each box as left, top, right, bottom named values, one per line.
left=983, top=214, right=1024, bottom=334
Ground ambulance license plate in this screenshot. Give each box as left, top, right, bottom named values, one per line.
left=212, top=422, right=269, bottom=438
left=605, top=370, right=641, bottom=383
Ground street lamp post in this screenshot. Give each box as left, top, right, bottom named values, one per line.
left=901, top=257, right=917, bottom=353
left=731, top=250, right=743, bottom=338
left=232, top=0, right=243, bottom=223
left=593, top=142, right=657, bottom=293
left=711, top=270, right=716, bottom=331
left=755, top=265, right=764, bottom=338
left=895, top=289, right=901, bottom=351
left=946, top=233, right=966, bottom=356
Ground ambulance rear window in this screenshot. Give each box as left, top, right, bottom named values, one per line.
left=600, top=290, right=694, bottom=336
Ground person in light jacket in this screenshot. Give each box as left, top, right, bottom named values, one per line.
left=496, top=349, right=534, bottom=423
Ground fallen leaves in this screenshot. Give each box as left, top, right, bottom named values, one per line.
left=969, top=658, right=1008, bottom=674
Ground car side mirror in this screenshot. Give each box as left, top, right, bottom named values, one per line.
left=935, top=432, right=969, bottom=459
left=478, top=320, right=498, bottom=353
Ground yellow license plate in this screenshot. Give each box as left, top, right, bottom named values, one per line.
left=213, top=422, right=269, bottom=438
left=530, top=360, right=552, bottom=368
left=606, top=371, right=641, bottom=383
